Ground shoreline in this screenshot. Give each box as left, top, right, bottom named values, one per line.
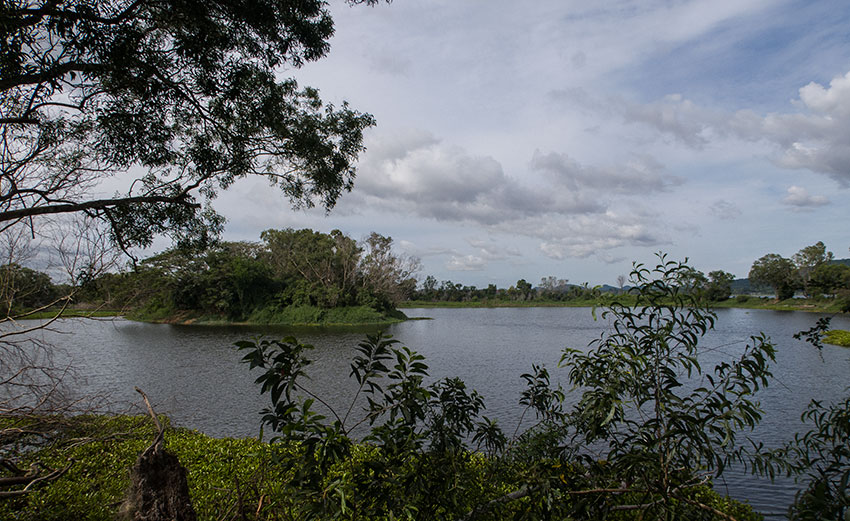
left=400, top=297, right=847, bottom=314
left=21, top=298, right=845, bottom=325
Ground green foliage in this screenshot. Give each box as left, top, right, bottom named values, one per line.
left=785, top=396, right=850, bottom=520
left=810, top=264, right=850, bottom=296
left=559, top=255, right=775, bottom=519
left=0, top=263, right=59, bottom=313
left=1, top=412, right=763, bottom=521
left=749, top=253, right=798, bottom=300
left=3, top=0, right=379, bottom=249
left=232, top=256, right=772, bottom=520
left=823, top=329, right=850, bottom=348
left=705, top=270, right=736, bottom=301
left=246, top=304, right=398, bottom=326
left=0, top=414, right=300, bottom=521
left=793, top=242, right=835, bottom=297
left=92, top=228, right=417, bottom=324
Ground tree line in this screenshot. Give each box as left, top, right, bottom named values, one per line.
left=749, top=241, right=850, bottom=303
left=409, top=241, right=850, bottom=308
left=411, top=269, right=738, bottom=303
left=2, top=228, right=419, bottom=323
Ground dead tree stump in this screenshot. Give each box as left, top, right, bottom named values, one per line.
left=118, top=388, right=197, bottom=521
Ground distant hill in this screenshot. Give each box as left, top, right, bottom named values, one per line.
left=831, top=258, right=850, bottom=267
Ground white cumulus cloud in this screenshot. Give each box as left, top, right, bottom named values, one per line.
left=781, top=185, right=829, bottom=210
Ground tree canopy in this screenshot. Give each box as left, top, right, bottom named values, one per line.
left=1, top=0, right=380, bottom=251
left=749, top=253, right=797, bottom=300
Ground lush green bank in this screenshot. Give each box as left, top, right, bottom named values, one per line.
left=402, top=295, right=847, bottom=313
left=824, top=329, right=850, bottom=347
left=0, top=414, right=761, bottom=521
left=128, top=304, right=409, bottom=327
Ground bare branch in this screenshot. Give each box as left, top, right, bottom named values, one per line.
left=0, top=193, right=201, bottom=223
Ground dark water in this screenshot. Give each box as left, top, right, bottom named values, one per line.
left=16, top=307, right=850, bottom=518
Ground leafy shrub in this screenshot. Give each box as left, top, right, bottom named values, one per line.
left=235, top=256, right=771, bottom=520
left=736, top=294, right=750, bottom=303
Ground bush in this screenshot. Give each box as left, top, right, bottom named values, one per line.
left=0, top=413, right=764, bottom=520
left=235, top=256, right=773, bottom=520
left=736, top=294, right=750, bottom=303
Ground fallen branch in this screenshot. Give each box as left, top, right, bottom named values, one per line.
left=0, top=459, right=75, bottom=498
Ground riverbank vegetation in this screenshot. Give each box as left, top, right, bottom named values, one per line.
left=0, top=413, right=761, bottom=521
left=4, top=258, right=850, bottom=519
left=824, top=329, right=850, bottom=347
left=2, top=229, right=418, bottom=326
left=404, top=241, right=850, bottom=314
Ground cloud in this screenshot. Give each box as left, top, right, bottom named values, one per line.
left=446, top=255, right=487, bottom=272
left=350, top=131, right=557, bottom=225
left=709, top=200, right=742, bottom=220
left=614, top=70, right=850, bottom=185
left=467, top=237, right=522, bottom=260
left=620, top=94, right=722, bottom=147
left=781, top=185, right=829, bottom=210
left=397, top=240, right=457, bottom=259
left=530, top=150, right=682, bottom=193
left=518, top=211, right=667, bottom=260
left=341, top=130, right=675, bottom=261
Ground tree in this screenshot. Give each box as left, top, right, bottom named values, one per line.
left=514, top=278, right=533, bottom=301
left=2, top=0, right=383, bottom=498
left=2, top=0, right=380, bottom=254
left=809, top=263, right=850, bottom=297
left=261, top=228, right=360, bottom=308
left=705, top=270, right=735, bottom=302
left=793, top=242, right=834, bottom=297
left=538, top=276, right=568, bottom=300
left=749, top=253, right=797, bottom=300
left=358, top=232, right=420, bottom=308
left=236, top=256, right=774, bottom=520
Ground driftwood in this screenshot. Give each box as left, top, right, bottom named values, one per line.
left=118, top=388, right=196, bottom=521
left=0, top=458, right=74, bottom=498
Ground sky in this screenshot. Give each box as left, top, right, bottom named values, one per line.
left=214, top=0, right=850, bottom=288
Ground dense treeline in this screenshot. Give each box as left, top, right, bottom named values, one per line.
left=411, top=269, right=738, bottom=303
left=409, top=241, right=850, bottom=309
left=749, top=241, right=850, bottom=304
left=10, top=229, right=419, bottom=324
left=8, top=239, right=849, bottom=317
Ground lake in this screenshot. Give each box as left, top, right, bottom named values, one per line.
left=15, top=307, right=850, bottom=518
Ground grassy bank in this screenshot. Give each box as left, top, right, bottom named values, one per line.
left=127, top=304, right=408, bottom=327
left=0, top=414, right=762, bottom=521
left=17, top=309, right=125, bottom=320
left=400, top=298, right=604, bottom=308
left=402, top=296, right=848, bottom=313
left=710, top=296, right=848, bottom=313
left=824, top=329, right=850, bottom=347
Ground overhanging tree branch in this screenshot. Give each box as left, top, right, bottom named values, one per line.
left=0, top=194, right=201, bottom=223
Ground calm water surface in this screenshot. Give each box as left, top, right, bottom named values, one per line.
left=20, top=307, right=850, bottom=518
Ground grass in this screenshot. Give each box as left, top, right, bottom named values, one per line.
left=403, top=296, right=848, bottom=313
left=0, top=414, right=763, bottom=521
left=400, top=298, right=608, bottom=309
left=14, top=309, right=124, bottom=320
left=128, top=304, right=408, bottom=327
left=823, top=329, right=850, bottom=347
